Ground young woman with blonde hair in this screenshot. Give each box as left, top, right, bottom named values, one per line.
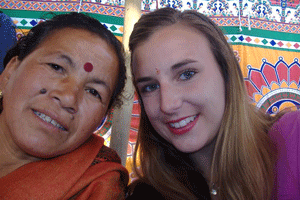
left=126, top=7, right=299, bottom=200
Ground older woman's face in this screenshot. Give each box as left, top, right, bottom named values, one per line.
left=0, top=28, right=119, bottom=158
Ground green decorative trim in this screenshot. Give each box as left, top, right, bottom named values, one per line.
left=221, top=26, right=300, bottom=42
left=1, top=8, right=124, bottom=25
left=231, top=42, right=300, bottom=53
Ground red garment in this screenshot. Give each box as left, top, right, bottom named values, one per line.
left=0, top=134, right=129, bottom=199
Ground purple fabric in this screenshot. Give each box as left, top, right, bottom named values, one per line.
left=269, top=110, right=300, bottom=200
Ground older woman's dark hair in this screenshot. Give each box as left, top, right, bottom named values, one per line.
left=4, top=12, right=126, bottom=110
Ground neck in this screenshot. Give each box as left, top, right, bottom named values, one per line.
left=0, top=124, right=40, bottom=178
left=189, top=137, right=216, bottom=183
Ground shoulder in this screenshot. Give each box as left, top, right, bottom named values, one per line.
left=0, top=13, right=15, bottom=26
left=270, top=111, right=300, bottom=199
left=275, top=110, right=300, bottom=124
left=269, top=110, right=300, bottom=142
left=91, top=144, right=122, bottom=166
left=126, top=181, right=164, bottom=200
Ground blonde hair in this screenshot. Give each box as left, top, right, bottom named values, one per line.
left=129, top=7, right=278, bottom=199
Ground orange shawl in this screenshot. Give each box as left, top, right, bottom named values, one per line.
left=0, top=134, right=129, bottom=199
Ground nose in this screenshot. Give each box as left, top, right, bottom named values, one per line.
left=49, top=77, right=79, bottom=114
left=159, top=83, right=182, bottom=114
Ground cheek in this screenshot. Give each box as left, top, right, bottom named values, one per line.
left=214, top=81, right=226, bottom=116
left=90, top=115, right=103, bottom=131
left=87, top=106, right=107, bottom=131
left=142, top=97, right=160, bottom=119
left=8, top=70, right=45, bottom=98
left=81, top=104, right=107, bottom=131
left=207, top=89, right=225, bottom=132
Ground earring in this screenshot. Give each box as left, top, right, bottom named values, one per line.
left=40, top=88, right=47, bottom=94
left=0, top=90, right=3, bottom=112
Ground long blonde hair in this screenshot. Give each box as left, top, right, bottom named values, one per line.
left=129, top=7, right=278, bottom=200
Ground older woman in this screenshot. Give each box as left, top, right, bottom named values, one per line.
left=0, top=12, right=128, bottom=199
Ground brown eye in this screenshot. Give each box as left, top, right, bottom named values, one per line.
left=86, top=88, right=102, bottom=101
left=47, top=63, right=64, bottom=72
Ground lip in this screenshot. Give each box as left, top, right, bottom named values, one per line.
left=32, top=109, right=69, bottom=132
left=167, top=114, right=199, bottom=135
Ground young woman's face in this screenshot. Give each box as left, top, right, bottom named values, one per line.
left=0, top=28, right=119, bottom=158
left=132, top=24, right=226, bottom=153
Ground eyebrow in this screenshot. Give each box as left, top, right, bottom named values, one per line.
left=171, top=59, right=197, bottom=70
left=136, top=58, right=197, bottom=84
left=58, top=54, right=75, bottom=68
left=88, top=77, right=111, bottom=93
left=136, top=77, right=152, bottom=84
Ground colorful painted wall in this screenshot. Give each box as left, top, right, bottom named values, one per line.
left=1, top=0, right=300, bottom=181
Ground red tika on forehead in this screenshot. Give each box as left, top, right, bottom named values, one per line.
left=84, top=62, right=93, bottom=72
left=155, top=67, right=160, bottom=75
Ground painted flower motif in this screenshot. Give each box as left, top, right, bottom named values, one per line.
left=244, top=57, right=300, bottom=114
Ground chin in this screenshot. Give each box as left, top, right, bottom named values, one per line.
left=175, top=146, right=202, bottom=154
left=23, top=146, right=69, bottom=159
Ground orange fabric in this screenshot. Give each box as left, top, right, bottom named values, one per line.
left=0, top=134, right=128, bottom=199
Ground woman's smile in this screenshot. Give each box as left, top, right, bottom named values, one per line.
left=33, top=110, right=67, bottom=131
left=167, top=114, right=199, bottom=135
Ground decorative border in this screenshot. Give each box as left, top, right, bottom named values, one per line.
left=2, top=8, right=124, bottom=36
left=11, top=16, right=123, bottom=35
left=7, top=16, right=300, bottom=50
left=1, top=1, right=300, bottom=34
left=210, top=16, right=300, bottom=34
left=0, top=0, right=125, bottom=17
left=227, top=34, right=300, bottom=51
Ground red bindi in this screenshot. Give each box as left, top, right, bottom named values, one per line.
left=84, top=62, right=93, bottom=72
left=155, top=67, right=160, bottom=75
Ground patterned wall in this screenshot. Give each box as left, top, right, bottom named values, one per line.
left=144, top=0, right=300, bottom=24
left=1, top=0, right=299, bottom=181
left=1, top=0, right=299, bottom=37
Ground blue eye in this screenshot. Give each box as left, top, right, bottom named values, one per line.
left=141, top=84, right=159, bottom=93
left=48, top=63, right=64, bottom=72
left=179, top=70, right=196, bottom=80
left=86, top=88, right=102, bottom=101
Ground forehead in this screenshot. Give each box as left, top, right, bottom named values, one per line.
left=39, top=28, right=116, bottom=59
left=34, top=28, right=119, bottom=89
left=132, top=24, right=212, bottom=74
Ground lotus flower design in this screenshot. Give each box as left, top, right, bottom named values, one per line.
left=244, top=57, right=300, bottom=114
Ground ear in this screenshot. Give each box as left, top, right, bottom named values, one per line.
left=0, top=56, right=20, bottom=90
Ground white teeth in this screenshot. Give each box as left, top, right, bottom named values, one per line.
left=169, top=115, right=197, bottom=129
left=179, top=120, right=186, bottom=127
left=34, top=110, right=66, bottom=131
left=45, top=116, right=51, bottom=123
